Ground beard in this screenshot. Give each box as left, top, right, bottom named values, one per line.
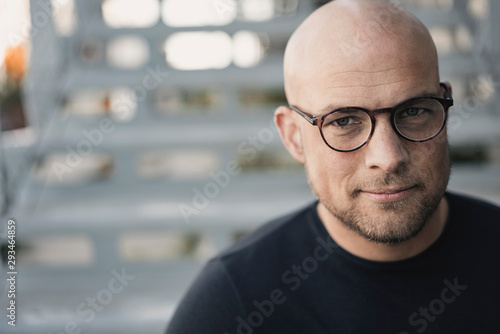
left=308, top=161, right=450, bottom=245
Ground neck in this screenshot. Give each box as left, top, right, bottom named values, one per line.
left=317, top=197, right=449, bottom=262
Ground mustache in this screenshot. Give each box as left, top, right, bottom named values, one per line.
left=350, top=173, right=424, bottom=198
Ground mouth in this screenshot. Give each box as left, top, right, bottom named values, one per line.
left=361, top=185, right=417, bottom=203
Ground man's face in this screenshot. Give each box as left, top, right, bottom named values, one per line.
left=291, top=48, right=450, bottom=244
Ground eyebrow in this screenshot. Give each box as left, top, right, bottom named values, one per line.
left=316, top=89, right=441, bottom=116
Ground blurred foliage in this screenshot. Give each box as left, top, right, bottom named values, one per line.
left=1, top=44, right=27, bottom=131
left=450, top=145, right=489, bottom=163
left=239, top=88, right=287, bottom=107
left=4, top=44, right=26, bottom=83
left=232, top=230, right=250, bottom=244
left=238, top=150, right=301, bottom=170
left=180, top=233, right=201, bottom=256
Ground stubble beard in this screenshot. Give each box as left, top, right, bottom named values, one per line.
left=309, top=161, right=451, bottom=245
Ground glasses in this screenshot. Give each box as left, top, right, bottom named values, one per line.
left=290, top=82, right=454, bottom=152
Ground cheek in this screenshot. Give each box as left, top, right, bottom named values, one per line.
left=408, top=134, right=449, bottom=170
left=406, top=137, right=450, bottom=191
left=303, top=136, right=360, bottom=198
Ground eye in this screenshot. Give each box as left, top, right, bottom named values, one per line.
left=334, top=117, right=351, bottom=126
left=401, top=108, right=425, bottom=117
left=322, top=109, right=369, bottom=131
left=324, top=116, right=360, bottom=127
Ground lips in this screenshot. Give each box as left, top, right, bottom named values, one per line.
left=361, top=185, right=416, bottom=202
left=365, top=186, right=415, bottom=194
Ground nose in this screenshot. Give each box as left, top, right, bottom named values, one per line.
left=364, top=115, right=410, bottom=173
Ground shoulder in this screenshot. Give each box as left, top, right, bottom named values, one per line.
left=165, top=258, right=244, bottom=333
left=446, top=191, right=500, bottom=233
left=447, top=191, right=500, bottom=217
left=218, top=201, right=317, bottom=263
left=165, top=202, right=318, bottom=333
left=197, top=201, right=319, bottom=298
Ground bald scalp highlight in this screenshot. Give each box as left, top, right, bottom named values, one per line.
left=284, top=0, right=439, bottom=105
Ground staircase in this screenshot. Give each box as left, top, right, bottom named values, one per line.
left=1, top=1, right=499, bottom=333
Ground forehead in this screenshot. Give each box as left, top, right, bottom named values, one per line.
left=290, top=45, right=439, bottom=113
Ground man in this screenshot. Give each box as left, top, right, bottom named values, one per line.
left=166, top=0, right=500, bottom=332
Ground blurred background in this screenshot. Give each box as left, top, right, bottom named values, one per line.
left=0, top=0, right=499, bottom=333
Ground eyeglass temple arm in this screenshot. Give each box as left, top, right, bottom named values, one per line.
left=440, top=82, right=453, bottom=100
left=290, top=106, right=318, bottom=125
left=439, top=82, right=454, bottom=111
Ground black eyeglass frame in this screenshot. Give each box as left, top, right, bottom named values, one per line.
left=290, top=82, right=454, bottom=152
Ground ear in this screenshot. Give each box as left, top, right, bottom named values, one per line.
left=441, top=81, right=452, bottom=96
left=274, top=105, right=306, bottom=164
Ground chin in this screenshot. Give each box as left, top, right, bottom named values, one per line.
left=325, top=186, right=446, bottom=245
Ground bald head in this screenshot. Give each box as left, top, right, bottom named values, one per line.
left=284, top=0, right=439, bottom=105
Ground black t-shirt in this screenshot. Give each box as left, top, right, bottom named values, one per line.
left=165, top=192, right=500, bottom=333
